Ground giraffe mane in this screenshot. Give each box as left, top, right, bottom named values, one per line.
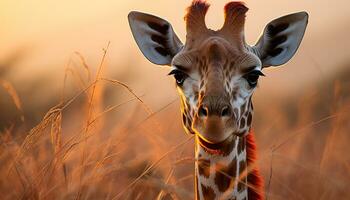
left=246, top=130, right=264, bottom=200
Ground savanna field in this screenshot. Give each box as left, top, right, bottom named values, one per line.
left=0, top=1, right=350, bottom=200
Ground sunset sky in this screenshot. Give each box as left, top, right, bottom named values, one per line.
left=0, top=0, right=349, bottom=105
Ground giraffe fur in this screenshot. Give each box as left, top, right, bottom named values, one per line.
left=128, top=0, right=308, bottom=199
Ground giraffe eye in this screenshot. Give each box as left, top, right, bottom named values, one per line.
left=168, top=69, right=188, bottom=86
left=244, top=70, right=265, bottom=87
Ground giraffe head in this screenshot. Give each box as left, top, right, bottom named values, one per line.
left=128, top=1, right=308, bottom=147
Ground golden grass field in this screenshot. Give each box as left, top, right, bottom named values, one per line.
left=1, top=44, right=350, bottom=199
left=1, top=1, right=350, bottom=200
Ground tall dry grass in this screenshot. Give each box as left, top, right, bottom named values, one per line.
left=0, top=44, right=349, bottom=200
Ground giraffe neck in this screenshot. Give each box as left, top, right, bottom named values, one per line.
left=195, top=135, right=248, bottom=200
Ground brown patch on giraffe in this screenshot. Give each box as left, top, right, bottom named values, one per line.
left=201, top=184, right=216, bottom=200
left=237, top=137, right=245, bottom=155
left=247, top=112, right=252, bottom=127
left=198, top=159, right=210, bottom=178
left=199, top=90, right=205, bottom=98
left=182, top=113, right=187, bottom=125
left=229, top=61, right=235, bottom=68
left=250, top=101, right=254, bottom=110
left=222, top=136, right=236, bottom=156
left=237, top=180, right=245, bottom=192
left=240, top=102, right=246, bottom=117
left=237, top=160, right=247, bottom=192
left=236, top=130, right=246, bottom=137
left=214, top=157, right=237, bottom=192
left=231, top=93, right=237, bottom=101
left=240, top=117, right=246, bottom=129
left=239, top=160, right=246, bottom=175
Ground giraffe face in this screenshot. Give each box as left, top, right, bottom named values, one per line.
left=171, top=37, right=262, bottom=143
left=128, top=1, right=308, bottom=145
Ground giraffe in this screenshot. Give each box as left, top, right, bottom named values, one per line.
left=128, top=1, right=308, bottom=199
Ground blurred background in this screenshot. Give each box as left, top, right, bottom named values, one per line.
left=0, top=0, right=349, bottom=199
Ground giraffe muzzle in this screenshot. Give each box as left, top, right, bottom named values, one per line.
left=193, top=98, right=236, bottom=144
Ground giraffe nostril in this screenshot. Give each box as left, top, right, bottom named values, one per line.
left=221, top=106, right=231, bottom=117
left=198, top=105, right=208, bottom=117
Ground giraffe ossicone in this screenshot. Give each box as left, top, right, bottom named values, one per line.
left=128, top=1, right=308, bottom=199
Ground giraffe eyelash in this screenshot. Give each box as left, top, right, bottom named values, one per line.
left=245, top=70, right=265, bottom=77
left=168, top=69, right=185, bottom=76
left=168, top=69, right=189, bottom=86
left=244, top=70, right=265, bottom=87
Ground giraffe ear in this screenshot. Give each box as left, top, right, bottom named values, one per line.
left=254, top=12, right=308, bottom=67
left=128, top=11, right=183, bottom=66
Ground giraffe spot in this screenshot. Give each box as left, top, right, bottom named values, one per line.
left=221, top=137, right=236, bottom=156
left=247, top=112, right=252, bottom=127
left=200, top=91, right=205, bottom=97
left=198, top=159, right=210, bottom=178
left=231, top=95, right=237, bottom=101
left=231, top=87, right=237, bottom=98
left=240, top=102, right=246, bottom=116
left=215, top=158, right=237, bottom=192
left=237, top=138, right=245, bottom=155
left=201, top=184, right=216, bottom=200
left=240, top=117, right=246, bottom=129
left=237, top=181, right=246, bottom=192
left=239, top=160, right=247, bottom=175
left=244, top=110, right=249, bottom=118
left=182, top=113, right=187, bottom=125
left=237, top=161, right=247, bottom=193
left=236, top=130, right=246, bottom=137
